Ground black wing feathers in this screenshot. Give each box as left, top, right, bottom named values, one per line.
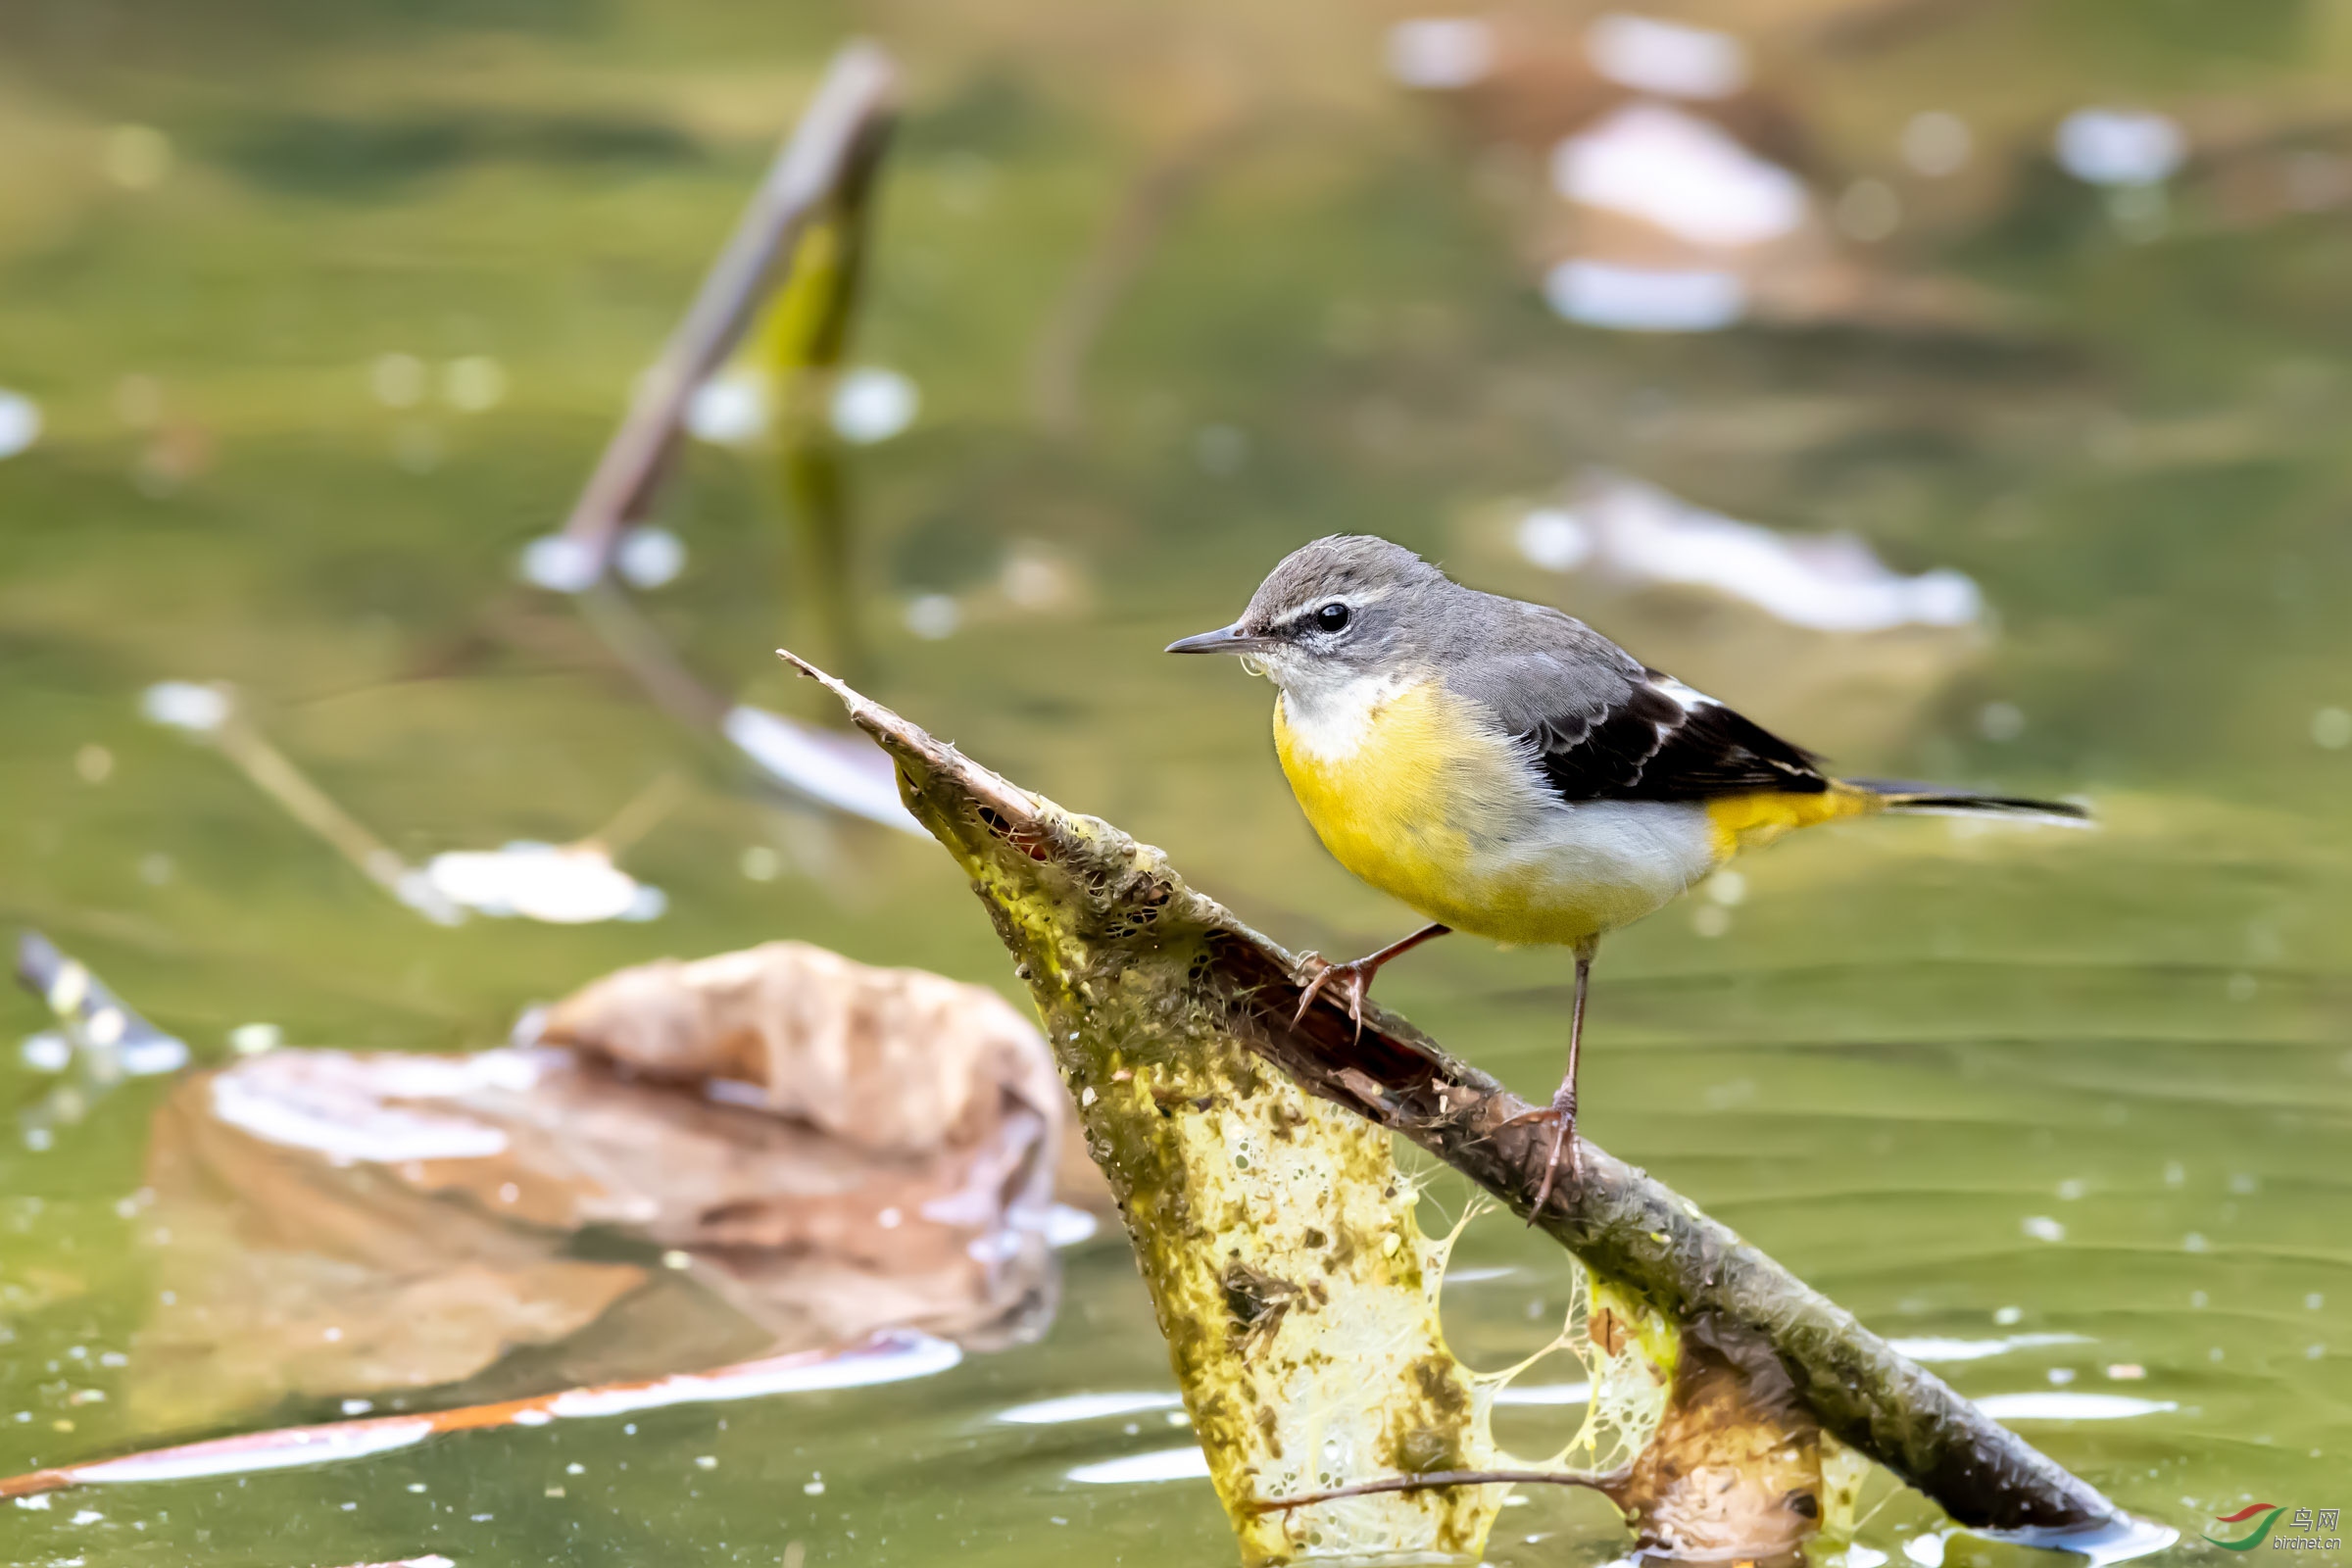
left=1526, top=673, right=1829, bottom=804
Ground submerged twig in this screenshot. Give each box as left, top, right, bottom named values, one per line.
left=212, top=690, right=432, bottom=912
left=1253, top=1467, right=1626, bottom=1514
left=142, top=683, right=460, bottom=923
left=13, top=932, right=189, bottom=1149
left=555, top=43, right=897, bottom=581
left=526, top=45, right=912, bottom=828
left=778, top=651, right=2166, bottom=1556
left=760, top=90, right=891, bottom=696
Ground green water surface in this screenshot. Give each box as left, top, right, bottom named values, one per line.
left=2, top=0, right=2348, bottom=1562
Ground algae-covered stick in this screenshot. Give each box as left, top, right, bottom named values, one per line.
left=779, top=652, right=2169, bottom=1567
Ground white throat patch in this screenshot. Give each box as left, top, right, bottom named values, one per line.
left=1277, top=670, right=1416, bottom=763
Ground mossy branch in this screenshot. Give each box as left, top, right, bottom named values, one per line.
left=782, top=653, right=2157, bottom=1554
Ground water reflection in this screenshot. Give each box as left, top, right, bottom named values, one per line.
left=0, top=390, right=40, bottom=459
left=0, top=931, right=1068, bottom=1486
left=1067, top=1446, right=1211, bottom=1486
left=3, top=1330, right=960, bottom=1498
left=1513, top=471, right=1983, bottom=633
left=2, top=0, right=2348, bottom=1560
left=14, top=934, right=189, bottom=1152
left=996, top=1391, right=1182, bottom=1425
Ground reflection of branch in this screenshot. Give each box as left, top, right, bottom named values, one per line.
left=781, top=653, right=2168, bottom=1552
left=573, top=583, right=729, bottom=728
left=575, top=589, right=915, bottom=830
left=579, top=771, right=686, bottom=856
left=536, top=47, right=910, bottom=827
left=768, top=94, right=891, bottom=692
left=1028, top=119, right=1250, bottom=437
left=162, top=685, right=458, bottom=922
left=556, top=43, right=897, bottom=580
left=210, top=697, right=410, bottom=898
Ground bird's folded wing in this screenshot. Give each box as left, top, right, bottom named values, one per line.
left=1474, top=657, right=1829, bottom=805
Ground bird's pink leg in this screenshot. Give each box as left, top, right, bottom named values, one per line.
left=1504, top=938, right=1596, bottom=1216
left=1294, top=922, right=1451, bottom=1035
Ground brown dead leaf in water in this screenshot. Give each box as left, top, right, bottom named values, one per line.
left=537, top=940, right=1063, bottom=1155
left=130, top=942, right=1073, bottom=1433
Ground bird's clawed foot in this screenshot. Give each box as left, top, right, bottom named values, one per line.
left=1293, top=953, right=1376, bottom=1037
left=1500, top=1087, right=1582, bottom=1220
left=1289, top=924, right=1451, bottom=1040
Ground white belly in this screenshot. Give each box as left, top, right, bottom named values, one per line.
left=1444, top=796, right=1718, bottom=946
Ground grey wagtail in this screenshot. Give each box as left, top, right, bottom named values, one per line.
left=1168, top=534, right=2084, bottom=1204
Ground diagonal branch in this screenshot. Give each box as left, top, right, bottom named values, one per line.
left=779, top=650, right=2169, bottom=1553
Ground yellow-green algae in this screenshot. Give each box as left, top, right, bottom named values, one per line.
left=863, top=751, right=1669, bottom=1562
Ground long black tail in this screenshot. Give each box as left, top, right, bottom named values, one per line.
left=1847, top=778, right=2090, bottom=822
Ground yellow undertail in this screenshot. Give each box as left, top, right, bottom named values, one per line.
left=1703, top=782, right=1884, bottom=860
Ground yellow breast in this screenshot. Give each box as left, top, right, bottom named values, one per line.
left=1272, top=677, right=1565, bottom=940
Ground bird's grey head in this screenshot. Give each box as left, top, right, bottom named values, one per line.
left=1165, top=535, right=1454, bottom=692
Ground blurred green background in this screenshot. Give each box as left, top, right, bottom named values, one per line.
left=2, top=0, right=2348, bottom=1562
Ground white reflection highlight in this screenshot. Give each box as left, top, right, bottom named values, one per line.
left=1554, top=105, right=1805, bottom=248
left=1516, top=509, right=1592, bottom=571
left=997, top=1391, right=1182, bottom=1426
left=1888, top=1333, right=2090, bottom=1363
left=832, top=368, right=917, bottom=444
left=518, top=535, right=600, bottom=593
left=1386, top=18, right=1494, bottom=90
left=1439, top=1265, right=1518, bottom=1285
left=1518, top=473, right=1983, bottom=632
left=1544, top=261, right=1744, bottom=332
left=1493, top=1381, right=1592, bottom=1406
left=208, top=1051, right=544, bottom=1162
left=0, top=391, right=41, bottom=459
left=615, top=525, right=685, bottom=589
left=724, top=705, right=923, bottom=833
left=687, top=369, right=768, bottom=446
left=74, top=1418, right=436, bottom=1485
left=141, top=680, right=229, bottom=734
left=548, top=1331, right=960, bottom=1416
left=1585, top=14, right=1746, bottom=100
left=2056, top=110, right=2185, bottom=187
left=1974, top=1392, right=2177, bottom=1421
left=1067, top=1446, right=1211, bottom=1484
left=424, top=843, right=662, bottom=924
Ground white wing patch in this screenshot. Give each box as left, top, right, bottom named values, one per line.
left=1650, top=675, right=1718, bottom=712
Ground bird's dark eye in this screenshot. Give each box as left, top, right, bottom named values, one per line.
left=1313, top=602, right=1350, bottom=632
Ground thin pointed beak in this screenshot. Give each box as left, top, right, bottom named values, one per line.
left=1165, top=623, right=1270, bottom=656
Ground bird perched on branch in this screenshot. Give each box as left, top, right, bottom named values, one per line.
left=1168, top=535, right=2084, bottom=1208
